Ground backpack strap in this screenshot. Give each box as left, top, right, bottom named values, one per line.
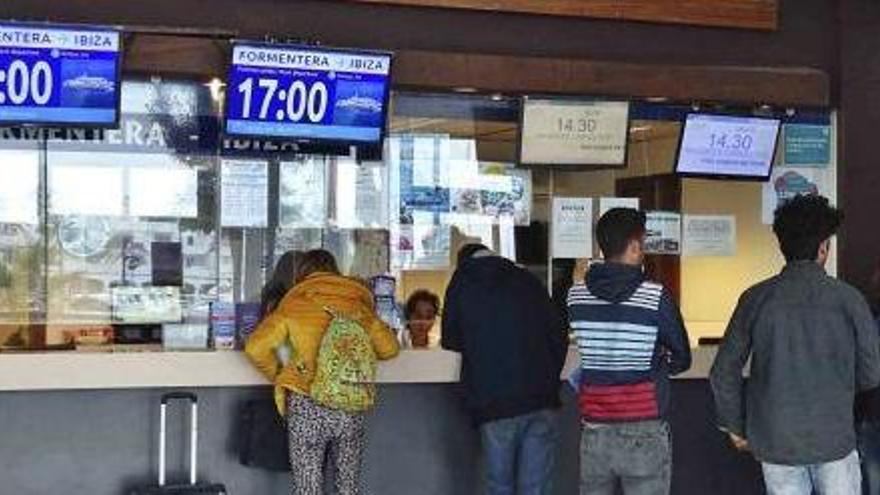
left=302, top=290, right=332, bottom=316
left=303, top=290, right=362, bottom=323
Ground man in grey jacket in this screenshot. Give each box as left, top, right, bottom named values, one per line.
left=710, top=195, right=880, bottom=495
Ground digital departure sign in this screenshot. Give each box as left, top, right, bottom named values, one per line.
left=676, top=114, right=781, bottom=181
left=0, top=22, right=122, bottom=126
left=225, top=42, right=392, bottom=146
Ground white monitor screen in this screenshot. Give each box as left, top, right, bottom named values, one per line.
left=519, top=99, right=630, bottom=166
left=676, top=114, right=781, bottom=180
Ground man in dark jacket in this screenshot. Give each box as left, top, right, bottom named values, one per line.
left=443, top=243, right=568, bottom=495
left=567, top=208, right=691, bottom=495
left=711, top=195, right=880, bottom=495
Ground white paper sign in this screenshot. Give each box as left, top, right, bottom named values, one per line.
left=441, top=212, right=494, bottom=248
left=645, top=211, right=682, bottom=255
left=411, top=211, right=450, bottom=269
left=129, top=167, right=198, bottom=218
left=446, top=159, right=479, bottom=190
left=412, top=136, right=437, bottom=187
left=221, top=160, right=268, bottom=228
left=478, top=162, right=533, bottom=226
left=599, top=197, right=640, bottom=218
left=355, top=162, right=388, bottom=228
left=333, top=159, right=389, bottom=229
left=335, top=158, right=359, bottom=228
left=521, top=99, right=629, bottom=165
left=552, top=197, right=593, bottom=259
left=50, top=165, right=124, bottom=216
left=0, top=150, right=39, bottom=224
left=279, top=159, right=326, bottom=228
left=499, top=216, right=517, bottom=262
left=111, top=286, right=183, bottom=324
left=683, top=215, right=736, bottom=257
left=443, top=139, right=479, bottom=189
left=163, top=323, right=209, bottom=350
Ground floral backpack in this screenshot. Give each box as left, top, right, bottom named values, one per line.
left=310, top=309, right=377, bottom=413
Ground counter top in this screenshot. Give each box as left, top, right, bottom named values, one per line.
left=0, top=346, right=720, bottom=392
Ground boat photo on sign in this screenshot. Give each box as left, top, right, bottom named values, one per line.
left=0, top=22, right=121, bottom=125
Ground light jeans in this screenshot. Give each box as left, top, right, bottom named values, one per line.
left=762, top=450, right=862, bottom=495
left=580, top=420, right=672, bottom=495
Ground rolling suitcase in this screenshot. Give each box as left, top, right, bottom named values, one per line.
left=131, top=392, right=228, bottom=494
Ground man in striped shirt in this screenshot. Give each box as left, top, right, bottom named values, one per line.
left=568, top=208, right=691, bottom=495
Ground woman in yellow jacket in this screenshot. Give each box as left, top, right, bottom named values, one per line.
left=245, top=249, right=399, bottom=494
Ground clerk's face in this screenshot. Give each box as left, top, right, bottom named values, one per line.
left=410, top=301, right=437, bottom=333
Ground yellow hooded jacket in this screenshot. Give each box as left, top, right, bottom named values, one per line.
left=245, top=272, right=400, bottom=415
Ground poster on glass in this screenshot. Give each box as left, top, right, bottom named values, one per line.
left=552, top=197, right=593, bottom=259
left=682, top=215, right=737, bottom=257
left=645, top=212, right=681, bottom=255
left=279, top=158, right=327, bottom=228
left=221, top=159, right=268, bottom=228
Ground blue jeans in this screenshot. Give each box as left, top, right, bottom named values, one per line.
left=762, top=450, right=862, bottom=495
left=858, top=422, right=880, bottom=495
left=480, top=409, right=560, bottom=495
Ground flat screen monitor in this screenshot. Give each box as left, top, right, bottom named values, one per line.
left=0, top=22, right=122, bottom=126
left=225, top=42, right=392, bottom=147
left=519, top=98, right=630, bottom=167
left=676, top=114, right=781, bottom=181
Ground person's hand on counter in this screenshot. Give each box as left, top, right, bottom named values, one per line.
left=727, top=432, right=749, bottom=452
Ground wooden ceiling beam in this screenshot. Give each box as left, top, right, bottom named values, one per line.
left=341, top=0, right=778, bottom=30
left=393, top=50, right=829, bottom=107
left=121, top=37, right=828, bottom=107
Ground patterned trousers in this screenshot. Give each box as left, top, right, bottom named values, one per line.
left=287, top=393, right=367, bottom=495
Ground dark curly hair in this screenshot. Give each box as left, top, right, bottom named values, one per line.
left=773, top=195, right=842, bottom=263
left=404, top=290, right=440, bottom=321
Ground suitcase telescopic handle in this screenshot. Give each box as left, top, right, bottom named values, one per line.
left=161, top=392, right=198, bottom=405
left=158, top=392, right=199, bottom=487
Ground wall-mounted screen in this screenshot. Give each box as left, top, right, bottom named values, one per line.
left=0, top=22, right=122, bottom=126
left=519, top=98, right=630, bottom=166
left=225, top=42, right=392, bottom=146
left=676, top=114, right=781, bottom=181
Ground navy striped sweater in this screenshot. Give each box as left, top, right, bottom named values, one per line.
left=567, top=263, right=691, bottom=423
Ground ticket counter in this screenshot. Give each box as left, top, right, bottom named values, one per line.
left=0, top=347, right=760, bottom=494
left=0, top=16, right=835, bottom=495
left=0, top=345, right=735, bottom=391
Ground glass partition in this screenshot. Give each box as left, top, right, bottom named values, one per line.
left=0, top=144, right=43, bottom=349
left=0, top=70, right=834, bottom=351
